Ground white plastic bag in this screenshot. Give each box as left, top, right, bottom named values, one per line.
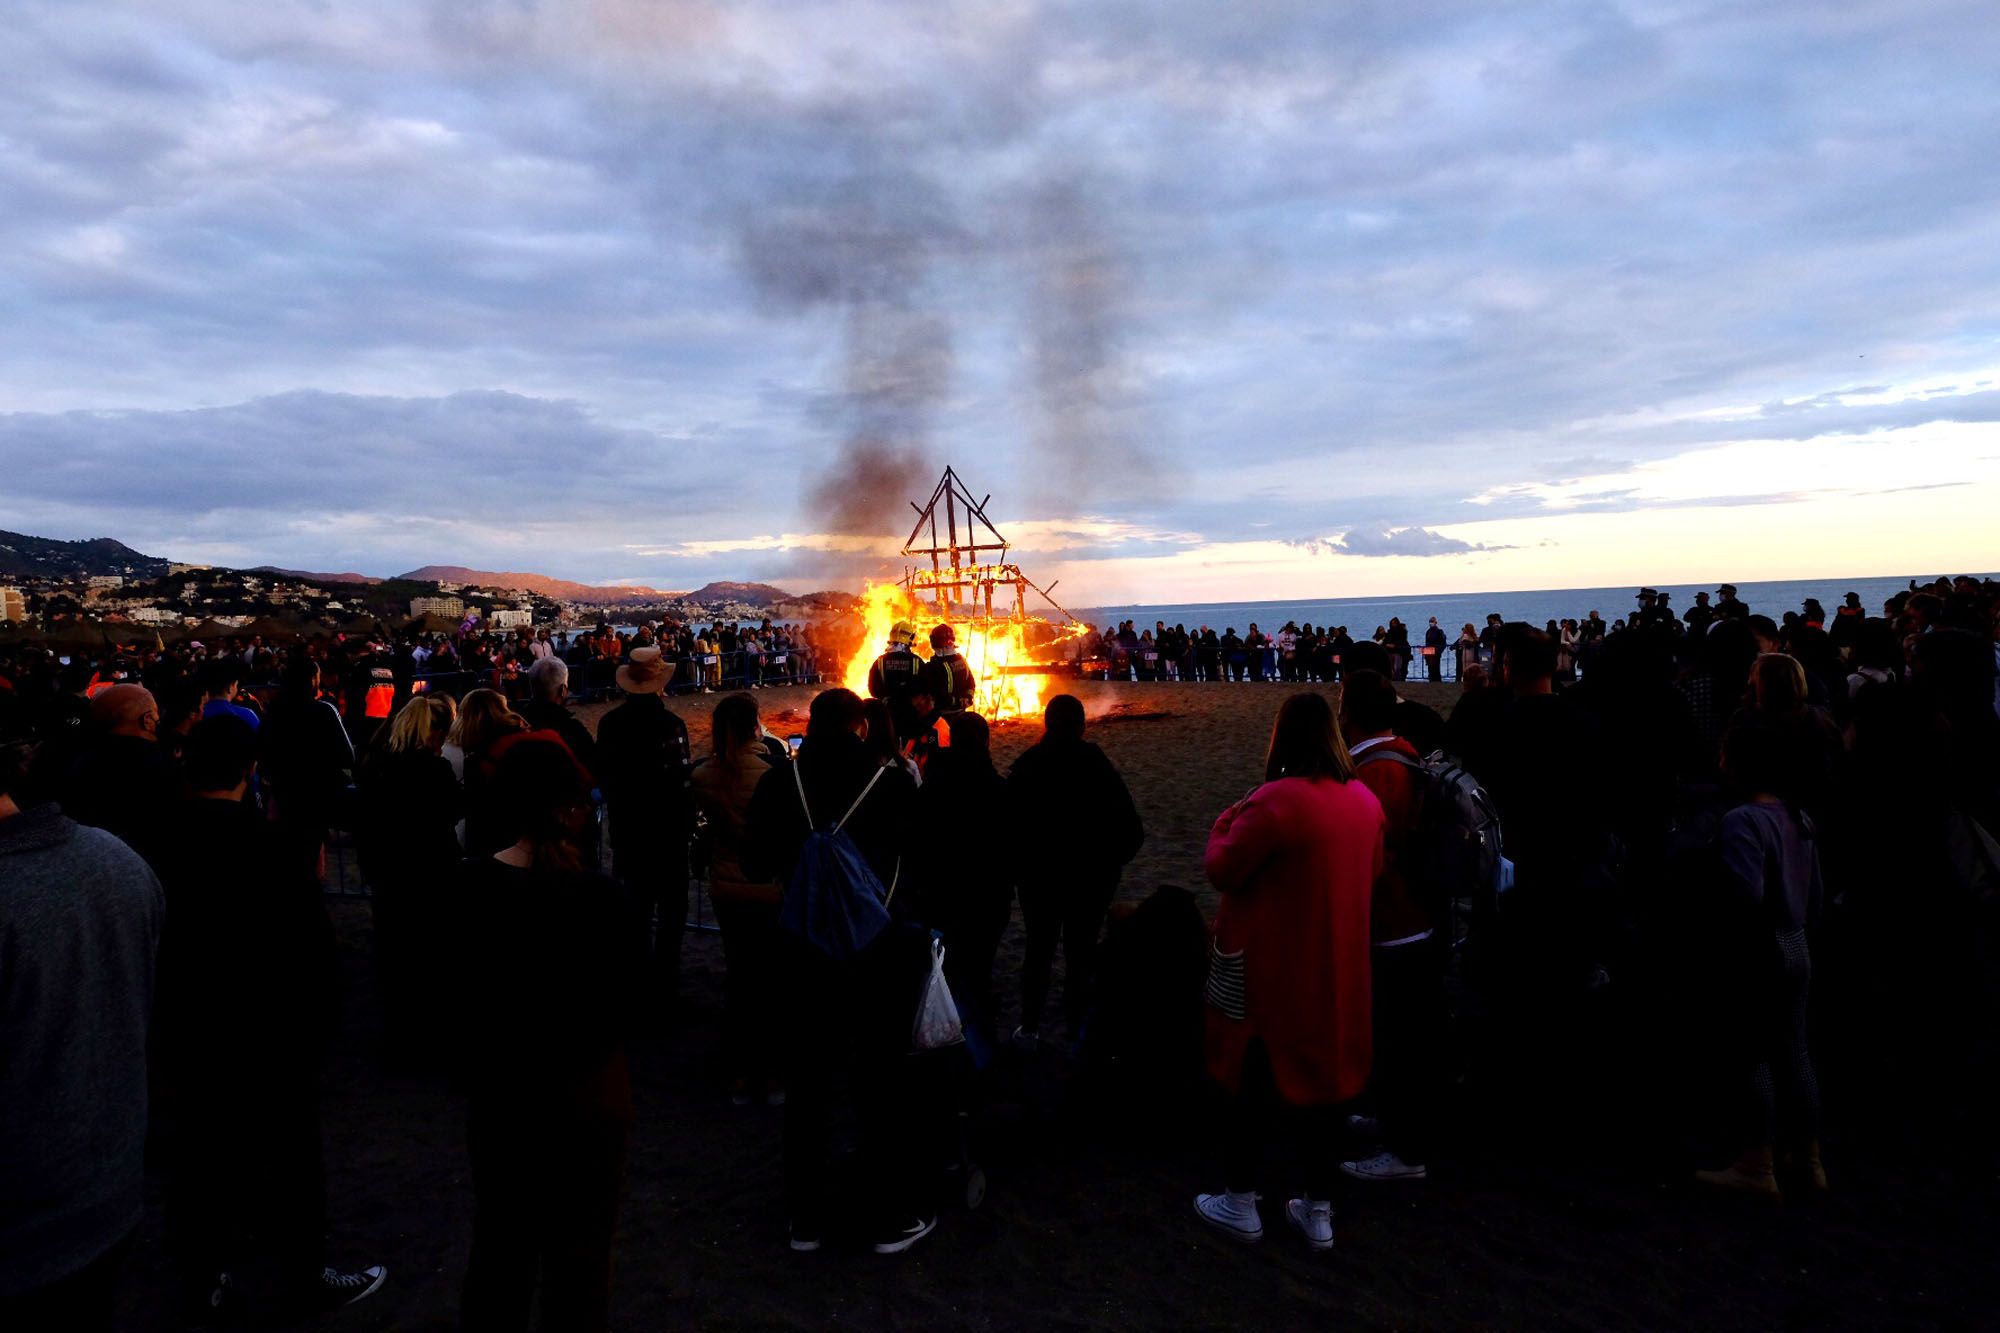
left=912, top=937, right=965, bottom=1050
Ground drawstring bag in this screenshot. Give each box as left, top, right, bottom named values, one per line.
left=779, top=762, right=897, bottom=961
left=911, top=937, right=964, bottom=1050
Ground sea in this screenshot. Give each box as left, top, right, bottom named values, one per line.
left=1074, top=573, right=1989, bottom=637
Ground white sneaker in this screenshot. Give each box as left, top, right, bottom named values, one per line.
left=1193, top=1191, right=1263, bottom=1242
left=1284, top=1197, right=1334, bottom=1251
left=1340, top=1149, right=1428, bottom=1182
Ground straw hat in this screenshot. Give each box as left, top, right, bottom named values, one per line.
left=615, top=645, right=675, bottom=694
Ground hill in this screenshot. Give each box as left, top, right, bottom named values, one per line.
left=396, top=565, right=686, bottom=605
left=685, top=581, right=796, bottom=606
left=250, top=565, right=381, bottom=585
left=0, top=529, right=169, bottom=580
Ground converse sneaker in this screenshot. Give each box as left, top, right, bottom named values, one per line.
left=1284, top=1197, right=1334, bottom=1251
left=872, top=1216, right=937, bottom=1255
left=1193, top=1191, right=1263, bottom=1242
left=1341, top=1150, right=1428, bottom=1182
left=302, top=1264, right=388, bottom=1312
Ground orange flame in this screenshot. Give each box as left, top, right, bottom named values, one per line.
left=838, top=581, right=1067, bottom=722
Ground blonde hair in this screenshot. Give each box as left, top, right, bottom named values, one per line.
left=448, top=687, right=528, bottom=755
left=384, top=695, right=449, bottom=753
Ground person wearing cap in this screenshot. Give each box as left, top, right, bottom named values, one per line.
left=1684, top=591, right=1715, bottom=634
left=594, top=646, right=694, bottom=1018
left=1716, top=584, right=1748, bottom=620
left=1423, top=617, right=1447, bottom=682
left=920, top=624, right=977, bottom=714
left=867, top=621, right=924, bottom=742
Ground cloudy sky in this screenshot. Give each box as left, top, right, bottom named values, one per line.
left=4, top=0, right=1997, bottom=603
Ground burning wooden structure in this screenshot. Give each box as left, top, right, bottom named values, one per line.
left=840, top=466, right=1082, bottom=720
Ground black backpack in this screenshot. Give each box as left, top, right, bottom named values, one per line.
left=1357, top=747, right=1504, bottom=944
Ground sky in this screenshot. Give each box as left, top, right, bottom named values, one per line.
left=2, top=0, right=1997, bottom=604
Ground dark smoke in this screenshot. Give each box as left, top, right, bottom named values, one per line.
left=1021, top=173, right=1160, bottom=511
left=737, top=176, right=961, bottom=558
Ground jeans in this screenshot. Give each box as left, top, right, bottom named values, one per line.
left=783, top=992, right=921, bottom=1233
left=167, top=1068, right=326, bottom=1289
left=463, top=1070, right=631, bottom=1333
left=1371, top=935, right=1449, bottom=1166
left=1221, top=1040, right=1341, bottom=1200
left=613, top=842, right=688, bottom=1012
left=1019, top=878, right=1116, bottom=1039
left=712, top=894, right=784, bottom=1087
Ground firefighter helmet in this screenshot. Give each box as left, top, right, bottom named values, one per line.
left=889, top=620, right=918, bottom=646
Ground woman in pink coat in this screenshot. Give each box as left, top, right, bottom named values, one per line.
left=1194, top=692, right=1384, bottom=1252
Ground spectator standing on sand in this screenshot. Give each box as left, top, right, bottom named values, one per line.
left=905, top=710, right=1014, bottom=1042
left=519, top=657, right=599, bottom=781
left=0, top=706, right=163, bottom=1331
left=154, top=717, right=387, bottom=1320
left=1695, top=722, right=1826, bottom=1199
left=58, top=683, right=183, bottom=871
left=259, top=656, right=354, bottom=888
left=450, top=689, right=531, bottom=858
left=456, top=740, right=642, bottom=1332
left=1338, top=671, right=1447, bottom=1185
left=690, top=692, right=783, bottom=1105
left=1010, top=694, right=1145, bottom=1046
left=1194, top=692, right=1382, bottom=1252
left=353, top=696, right=462, bottom=1066
left=742, top=689, right=933, bottom=1255
left=595, top=646, right=694, bottom=1017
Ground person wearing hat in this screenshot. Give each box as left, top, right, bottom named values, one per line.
left=594, top=646, right=695, bottom=1017
left=1684, top=590, right=1714, bottom=634
left=1715, top=584, right=1748, bottom=620
left=867, top=621, right=924, bottom=743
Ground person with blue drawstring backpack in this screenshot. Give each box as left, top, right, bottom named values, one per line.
left=744, top=689, right=934, bottom=1256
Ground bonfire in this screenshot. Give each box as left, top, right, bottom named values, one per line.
left=838, top=467, right=1084, bottom=722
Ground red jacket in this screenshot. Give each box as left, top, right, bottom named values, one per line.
left=1204, top=774, right=1382, bottom=1106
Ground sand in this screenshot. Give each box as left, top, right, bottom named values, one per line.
left=109, top=677, right=1991, bottom=1330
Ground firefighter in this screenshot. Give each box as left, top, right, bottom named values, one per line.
left=921, top=624, right=977, bottom=714
left=867, top=620, right=923, bottom=741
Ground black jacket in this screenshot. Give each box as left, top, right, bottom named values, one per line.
left=592, top=693, right=692, bottom=850
left=154, top=797, right=338, bottom=1076
left=742, top=734, right=915, bottom=892
left=1008, top=737, right=1143, bottom=885
left=354, top=747, right=462, bottom=887
left=519, top=697, right=601, bottom=784
left=60, top=733, right=184, bottom=871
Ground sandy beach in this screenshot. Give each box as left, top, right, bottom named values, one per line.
left=112, top=676, right=1992, bottom=1330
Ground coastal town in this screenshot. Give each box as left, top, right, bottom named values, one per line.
left=0, top=528, right=848, bottom=640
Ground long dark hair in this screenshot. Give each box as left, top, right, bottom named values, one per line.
left=710, top=692, right=760, bottom=778
left=1264, top=692, right=1356, bottom=783
left=494, top=739, right=592, bottom=873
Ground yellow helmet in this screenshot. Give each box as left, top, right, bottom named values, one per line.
left=889, top=620, right=917, bottom=646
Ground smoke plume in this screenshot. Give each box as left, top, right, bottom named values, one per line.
left=737, top=175, right=961, bottom=561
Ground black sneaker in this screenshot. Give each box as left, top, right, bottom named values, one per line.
left=183, top=1270, right=242, bottom=1326
left=303, top=1264, right=388, bottom=1312
left=871, top=1216, right=936, bottom=1255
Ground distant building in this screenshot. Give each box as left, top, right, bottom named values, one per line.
left=85, top=575, right=124, bottom=589
left=1, top=588, right=24, bottom=622
left=128, top=607, right=181, bottom=625
left=168, top=563, right=211, bottom=575
left=488, top=608, right=533, bottom=630
left=410, top=595, right=465, bottom=620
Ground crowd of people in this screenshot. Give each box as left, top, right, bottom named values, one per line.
left=1, top=573, right=1996, bottom=1328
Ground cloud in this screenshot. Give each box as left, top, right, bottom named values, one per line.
left=1, top=1, right=1997, bottom=593
left=1291, top=526, right=1515, bottom=558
